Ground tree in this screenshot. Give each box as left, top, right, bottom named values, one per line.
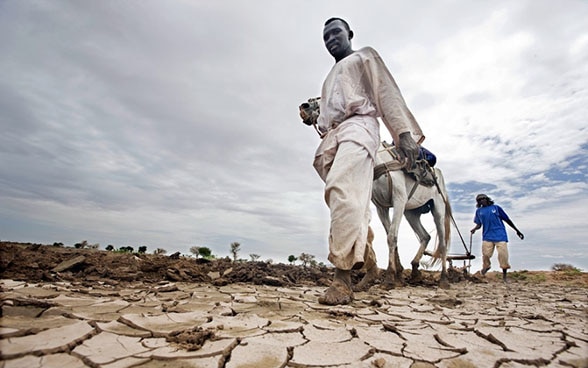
left=119, top=246, right=134, bottom=253
left=190, top=246, right=201, bottom=258
left=138, top=246, right=147, bottom=254
left=288, top=255, right=297, bottom=265
left=154, top=248, right=167, bottom=255
left=230, top=242, right=241, bottom=262
left=74, top=240, right=88, bottom=249
left=250, top=254, right=260, bottom=262
left=299, top=253, right=315, bottom=267
left=105, top=245, right=115, bottom=251
left=198, top=247, right=212, bottom=259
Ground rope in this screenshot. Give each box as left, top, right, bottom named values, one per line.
left=430, top=166, right=471, bottom=256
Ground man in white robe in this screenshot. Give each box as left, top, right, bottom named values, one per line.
left=314, top=17, right=425, bottom=305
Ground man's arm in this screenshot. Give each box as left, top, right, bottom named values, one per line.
left=470, top=223, right=481, bottom=234
left=504, top=219, right=524, bottom=240
left=361, top=48, right=424, bottom=169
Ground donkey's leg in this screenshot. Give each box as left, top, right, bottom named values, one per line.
left=431, top=199, right=450, bottom=289
left=404, top=210, right=431, bottom=283
left=378, top=218, right=403, bottom=279
left=382, top=202, right=406, bottom=289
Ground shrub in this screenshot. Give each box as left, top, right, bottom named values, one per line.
left=552, top=263, right=580, bottom=272
left=505, top=270, right=546, bottom=283
left=74, top=240, right=88, bottom=249
left=299, top=253, right=316, bottom=267
left=190, top=246, right=201, bottom=257
left=198, top=247, right=212, bottom=259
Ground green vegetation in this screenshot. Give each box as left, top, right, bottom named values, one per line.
left=74, top=240, right=88, bottom=249
left=190, top=246, right=213, bottom=259
left=44, top=240, right=325, bottom=266
left=499, top=270, right=546, bottom=283
left=299, top=253, right=316, bottom=267
left=198, top=247, right=213, bottom=259
left=74, top=240, right=99, bottom=249
left=552, top=263, right=582, bottom=275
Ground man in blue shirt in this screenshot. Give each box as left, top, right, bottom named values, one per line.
left=470, top=194, right=524, bottom=282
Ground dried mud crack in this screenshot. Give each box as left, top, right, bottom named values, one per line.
left=1, top=241, right=587, bottom=367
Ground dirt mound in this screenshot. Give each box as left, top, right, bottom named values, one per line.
left=0, top=242, right=335, bottom=287
left=2, top=242, right=586, bottom=288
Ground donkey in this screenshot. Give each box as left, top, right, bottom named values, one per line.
left=371, top=142, right=452, bottom=289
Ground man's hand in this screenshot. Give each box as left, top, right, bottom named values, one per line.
left=516, top=231, right=524, bottom=240
left=397, top=132, right=419, bottom=169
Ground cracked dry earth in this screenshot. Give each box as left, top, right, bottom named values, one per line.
left=1, top=277, right=587, bottom=368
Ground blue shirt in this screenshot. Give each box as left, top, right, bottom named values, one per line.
left=473, top=204, right=510, bottom=242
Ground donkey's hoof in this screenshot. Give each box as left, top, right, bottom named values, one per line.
left=439, top=279, right=451, bottom=289
left=380, top=282, right=396, bottom=290
left=410, top=272, right=422, bottom=283
left=381, top=278, right=403, bottom=290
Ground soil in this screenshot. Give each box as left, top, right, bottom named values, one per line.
left=1, top=242, right=586, bottom=288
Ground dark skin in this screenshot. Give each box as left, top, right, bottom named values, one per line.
left=470, top=197, right=523, bottom=282
left=322, top=19, right=420, bottom=170
left=318, top=20, right=419, bottom=305
left=470, top=198, right=524, bottom=240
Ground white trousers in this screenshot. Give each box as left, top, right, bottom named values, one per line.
left=315, top=141, right=374, bottom=270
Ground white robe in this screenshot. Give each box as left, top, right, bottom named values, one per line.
left=313, top=46, right=424, bottom=270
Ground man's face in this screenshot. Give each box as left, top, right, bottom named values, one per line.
left=323, top=20, right=352, bottom=60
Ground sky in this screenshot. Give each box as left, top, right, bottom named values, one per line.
left=1, top=0, right=587, bottom=272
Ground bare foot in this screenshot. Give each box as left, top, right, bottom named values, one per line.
left=319, top=278, right=353, bottom=305
left=319, top=280, right=352, bottom=305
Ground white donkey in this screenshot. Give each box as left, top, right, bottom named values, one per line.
left=371, top=142, right=452, bottom=289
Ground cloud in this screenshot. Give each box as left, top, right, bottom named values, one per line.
left=0, top=0, right=586, bottom=271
